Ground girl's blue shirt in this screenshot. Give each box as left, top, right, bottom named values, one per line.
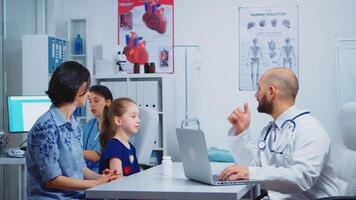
left=99, top=138, right=140, bottom=176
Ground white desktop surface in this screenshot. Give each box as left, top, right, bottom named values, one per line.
left=0, top=157, right=26, bottom=165
left=86, top=162, right=260, bottom=200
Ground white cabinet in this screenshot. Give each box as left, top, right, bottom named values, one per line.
left=94, top=74, right=176, bottom=164
left=22, top=34, right=68, bottom=95
left=67, top=19, right=87, bottom=67
left=67, top=19, right=89, bottom=118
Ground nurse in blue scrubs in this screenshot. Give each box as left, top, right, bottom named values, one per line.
left=83, top=85, right=113, bottom=173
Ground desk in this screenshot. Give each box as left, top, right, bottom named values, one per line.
left=0, top=156, right=26, bottom=200
left=86, top=162, right=261, bottom=200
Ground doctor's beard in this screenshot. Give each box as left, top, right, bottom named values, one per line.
left=257, top=94, right=273, bottom=115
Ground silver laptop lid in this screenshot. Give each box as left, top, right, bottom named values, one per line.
left=176, top=128, right=214, bottom=184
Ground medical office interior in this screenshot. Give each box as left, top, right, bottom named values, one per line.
left=0, top=0, right=355, bottom=199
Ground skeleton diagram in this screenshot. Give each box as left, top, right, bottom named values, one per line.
left=280, top=38, right=296, bottom=70
left=247, top=38, right=263, bottom=89
left=268, top=39, right=276, bottom=59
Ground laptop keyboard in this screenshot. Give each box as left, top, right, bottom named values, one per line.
left=212, top=175, right=252, bottom=185
left=212, top=175, right=236, bottom=184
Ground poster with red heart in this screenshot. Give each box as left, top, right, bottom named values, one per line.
left=118, top=0, right=174, bottom=74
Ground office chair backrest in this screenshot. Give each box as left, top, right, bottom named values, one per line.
left=338, top=102, right=356, bottom=151
left=330, top=102, right=356, bottom=197
left=129, top=107, right=159, bottom=165
left=337, top=102, right=356, bottom=195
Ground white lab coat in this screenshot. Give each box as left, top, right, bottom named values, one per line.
left=228, top=106, right=340, bottom=199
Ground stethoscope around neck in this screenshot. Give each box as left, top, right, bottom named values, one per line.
left=257, top=111, right=311, bottom=153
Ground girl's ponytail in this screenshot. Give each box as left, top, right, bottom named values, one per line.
left=99, top=105, right=115, bottom=150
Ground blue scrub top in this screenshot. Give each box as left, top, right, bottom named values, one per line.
left=26, top=105, right=86, bottom=200
left=82, top=118, right=101, bottom=173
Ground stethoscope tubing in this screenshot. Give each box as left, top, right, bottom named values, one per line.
left=257, top=111, right=311, bottom=152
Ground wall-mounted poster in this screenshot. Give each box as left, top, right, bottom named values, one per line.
left=118, top=0, right=174, bottom=73
left=239, top=6, right=299, bottom=91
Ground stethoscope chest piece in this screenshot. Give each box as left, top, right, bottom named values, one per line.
left=257, top=140, right=266, bottom=150
left=256, top=111, right=311, bottom=152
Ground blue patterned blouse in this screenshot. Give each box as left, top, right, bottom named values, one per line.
left=26, top=105, right=86, bottom=200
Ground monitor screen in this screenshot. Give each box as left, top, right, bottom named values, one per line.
left=7, top=96, right=52, bottom=133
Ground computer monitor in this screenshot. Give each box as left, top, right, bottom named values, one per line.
left=7, top=96, right=52, bottom=133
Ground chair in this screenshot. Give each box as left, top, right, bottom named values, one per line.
left=129, top=107, right=159, bottom=166
left=320, top=102, right=356, bottom=199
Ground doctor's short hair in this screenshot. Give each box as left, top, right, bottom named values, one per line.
left=89, top=85, right=113, bottom=101
left=46, top=61, right=90, bottom=107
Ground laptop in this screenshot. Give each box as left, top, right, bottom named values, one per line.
left=176, top=128, right=259, bottom=186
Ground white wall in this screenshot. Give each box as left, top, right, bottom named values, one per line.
left=173, top=0, right=356, bottom=149
left=49, top=0, right=356, bottom=151
left=46, top=0, right=118, bottom=78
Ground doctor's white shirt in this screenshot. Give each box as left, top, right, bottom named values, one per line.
left=228, top=105, right=340, bottom=199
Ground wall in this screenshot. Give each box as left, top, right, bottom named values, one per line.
left=2, top=1, right=39, bottom=199
left=49, top=0, right=356, bottom=153
left=174, top=0, right=356, bottom=150
left=46, top=0, right=118, bottom=79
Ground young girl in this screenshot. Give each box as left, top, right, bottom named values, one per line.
left=98, top=98, right=141, bottom=177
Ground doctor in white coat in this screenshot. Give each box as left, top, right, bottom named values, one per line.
left=219, top=67, right=340, bottom=199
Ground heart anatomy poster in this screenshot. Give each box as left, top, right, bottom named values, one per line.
left=118, top=0, right=174, bottom=73
left=239, top=6, right=298, bottom=91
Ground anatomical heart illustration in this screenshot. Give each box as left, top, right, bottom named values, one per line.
left=123, top=32, right=149, bottom=65
left=118, top=0, right=174, bottom=73
left=142, top=1, right=167, bottom=34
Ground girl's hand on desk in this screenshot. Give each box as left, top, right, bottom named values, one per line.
left=95, top=173, right=122, bottom=185
left=102, top=168, right=122, bottom=180
left=95, top=174, right=111, bottom=185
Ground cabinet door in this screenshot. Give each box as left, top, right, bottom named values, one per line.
left=337, top=40, right=356, bottom=109
left=101, top=81, right=127, bottom=99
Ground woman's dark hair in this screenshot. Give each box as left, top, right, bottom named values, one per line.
left=89, top=85, right=113, bottom=101
left=100, top=97, right=136, bottom=150
left=46, top=61, right=90, bottom=107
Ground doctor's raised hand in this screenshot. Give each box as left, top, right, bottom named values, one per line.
left=228, top=102, right=250, bottom=135
left=220, top=103, right=251, bottom=181
left=219, top=102, right=251, bottom=180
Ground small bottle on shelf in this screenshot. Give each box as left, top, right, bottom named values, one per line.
left=133, top=63, right=140, bottom=74
left=149, top=62, right=156, bottom=73
left=74, top=34, right=83, bottom=54
left=144, top=63, right=150, bottom=73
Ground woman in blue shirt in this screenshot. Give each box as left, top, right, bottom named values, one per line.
left=83, top=85, right=113, bottom=173
left=99, top=98, right=141, bottom=177
left=26, top=61, right=117, bottom=199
